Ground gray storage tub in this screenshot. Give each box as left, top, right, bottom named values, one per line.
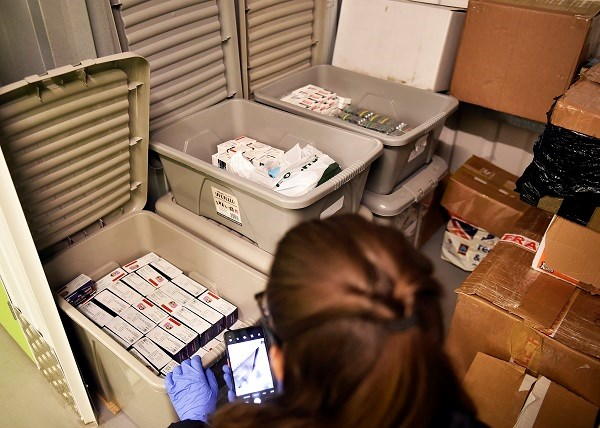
left=254, top=65, right=458, bottom=194
left=0, top=54, right=266, bottom=428
left=362, top=156, right=447, bottom=247
left=149, top=99, right=383, bottom=254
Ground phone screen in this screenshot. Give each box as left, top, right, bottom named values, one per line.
left=225, top=326, right=277, bottom=403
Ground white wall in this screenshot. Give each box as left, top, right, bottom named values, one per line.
left=437, top=105, right=541, bottom=176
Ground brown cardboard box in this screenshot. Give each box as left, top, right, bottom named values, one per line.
left=551, top=63, right=600, bottom=138
left=440, top=156, right=529, bottom=237
left=446, top=207, right=600, bottom=406
left=463, top=353, right=599, bottom=428
left=450, top=0, right=600, bottom=123
left=533, top=216, right=600, bottom=292
left=536, top=196, right=600, bottom=233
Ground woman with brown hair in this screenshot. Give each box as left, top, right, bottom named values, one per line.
left=166, top=214, right=484, bottom=428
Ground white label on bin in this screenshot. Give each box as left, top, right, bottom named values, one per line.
left=211, top=187, right=242, bottom=225
left=408, top=136, right=428, bottom=163
left=320, top=196, right=344, bottom=219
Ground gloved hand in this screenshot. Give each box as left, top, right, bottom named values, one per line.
left=165, top=355, right=218, bottom=422
left=222, top=364, right=236, bottom=403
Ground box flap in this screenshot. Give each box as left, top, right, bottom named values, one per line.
left=534, top=216, right=600, bottom=291
left=483, top=0, right=600, bottom=18
left=551, top=76, right=600, bottom=138
left=532, top=378, right=599, bottom=427
left=0, top=54, right=150, bottom=253
left=111, top=0, right=242, bottom=133
left=462, top=353, right=531, bottom=428
left=441, top=156, right=529, bottom=237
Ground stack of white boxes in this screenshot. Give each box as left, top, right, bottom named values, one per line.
left=58, top=253, right=243, bottom=376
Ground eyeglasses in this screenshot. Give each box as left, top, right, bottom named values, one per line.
left=254, top=291, right=282, bottom=346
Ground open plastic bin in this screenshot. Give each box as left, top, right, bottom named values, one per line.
left=362, top=156, right=447, bottom=246
left=149, top=99, right=383, bottom=254
left=0, top=54, right=266, bottom=428
left=253, top=65, right=458, bottom=194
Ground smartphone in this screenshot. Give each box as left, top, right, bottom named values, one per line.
left=224, top=326, right=277, bottom=403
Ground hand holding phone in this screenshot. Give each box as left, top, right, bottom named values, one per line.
left=224, top=326, right=277, bottom=403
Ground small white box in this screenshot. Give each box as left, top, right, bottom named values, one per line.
left=211, top=152, right=231, bottom=170
left=120, top=306, right=155, bottom=334
left=159, top=282, right=194, bottom=306
left=147, top=288, right=183, bottom=315
left=147, top=326, right=187, bottom=362
left=136, top=265, right=169, bottom=289
left=121, top=273, right=155, bottom=296
left=172, top=306, right=213, bottom=346
left=78, top=300, right=114, bottom=327
left=160, top=360, right=179, bottom=376
left=95, top=268, right=128, bottom=292
left=199, top=291, right=238, bottom=328
left=122, top=252, right=160, bottom=273
left=201, top=337, right=222, bottom=353
left=129, top=348, right=160, bottom=375
left=150, top=258, right=183, bottom=280
left=132, top=337, right=172, bottom=371
left=171, top=275, right=207, bottom=298
left=217, top=141, right=237, bottom=154
left=106, top=281, right=143, bottom=306
left=185, top=299, right=225, bottom=337
left=332, top=0, right=466, bottom=91
left=93, top=290, right=129, bottom=315
left=133, top=297, right=169, bottom=324
left=191, top=347, right=208, bottom=359
left=159, top=317, right=199, bottom=348
left=104, top=317, right=143, bottom=348
left=233, top=136, right=257, bottom=146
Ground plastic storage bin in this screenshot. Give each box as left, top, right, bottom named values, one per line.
left=253, top=65, right=458, bottom=194
left=0, top=54, right=266, bottom=428
left=150, top=99, right=383, bottom=254
left=362, top=156, right=447, bottom=247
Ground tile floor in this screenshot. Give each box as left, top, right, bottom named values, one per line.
left=0, top=225, right=469, bottom=427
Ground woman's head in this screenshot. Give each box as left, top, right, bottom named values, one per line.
left=212, top=214, right=474, bottom=427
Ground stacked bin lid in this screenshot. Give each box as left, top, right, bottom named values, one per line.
left=110, top=0, right=243, bottom=132
left=254, top=65, right=458, bottom=194
left=237, top=0, right=333, bottom=97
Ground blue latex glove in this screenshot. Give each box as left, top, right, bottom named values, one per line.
left=165, top=355, right=218, bottom=422
left=222, top=364, right=236, bottom=403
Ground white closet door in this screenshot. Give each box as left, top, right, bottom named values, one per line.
left=0, top=151, right=96, bottom=424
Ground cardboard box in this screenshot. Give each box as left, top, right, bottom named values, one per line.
left=450, top=0, right=600, bottom=122
left=463, top=353, right=599, bottom=428
left=533, top=216, right=600, bottom=292
left=441, top=156, right=529, bottom=237
left=332, top=0, right=466, bottom=91
left=446, top=207, right=600, bottom=407
left=535, top=196, right=600, bottom=233
left=551, top=63, right=600, bottom=138
left=446, top=294, right=600, bottom=408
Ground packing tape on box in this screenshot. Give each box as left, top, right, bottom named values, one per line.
left=508, top=324, right=543, bottom=373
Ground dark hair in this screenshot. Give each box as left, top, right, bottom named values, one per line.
left=211, top=214, right=475, bottom=427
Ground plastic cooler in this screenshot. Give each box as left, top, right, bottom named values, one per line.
left=362, top=156, right=448, bottom=247
left=149, top=99, right=383, bottom=254
left=253, top=65, right=458, bottom=194
left=0, top=54, right=266, bottom=428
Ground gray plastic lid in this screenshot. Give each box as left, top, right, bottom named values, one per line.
left=0, top=53, right=150, bottom=252
left=362, top=156, right=447, bottom=216
left=110, top=0, right=243, bottom=133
